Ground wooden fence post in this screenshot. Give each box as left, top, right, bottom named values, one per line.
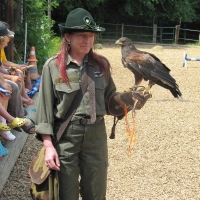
left=184, top=24, right=186, bottom=43
left=116, top=24, right=119, bottom=39
left=199, top=33, right=200, bottom=44
left=160, top=28, right=163, bottom=43
left=174, top=25, right=180, bottom=44
left=121, top=23, right=124, bottom=37
left=153, top=24, right=157, bottom=43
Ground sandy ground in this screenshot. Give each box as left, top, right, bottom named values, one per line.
left=0, top=43, right=200, bottom=200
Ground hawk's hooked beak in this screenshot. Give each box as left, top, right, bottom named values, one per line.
left=115, top=39, right=122, bottom=46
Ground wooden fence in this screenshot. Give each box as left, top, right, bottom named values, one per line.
left=100, top=23, right=200, bottom=44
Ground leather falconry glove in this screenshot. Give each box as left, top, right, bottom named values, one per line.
left=108, top=86, right=152, bottom=139
left=108, top=86, right=152, bottom=120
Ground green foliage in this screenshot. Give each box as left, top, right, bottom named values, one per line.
left=186, top=42, right=200, bottom=46
left=56, top=0, right=105, bottom=9
left=47, top=37, right=62, bottom=57
left=12, top=0, right=200, bottom=67
left=50, top=0, right=200, bottom=30
left=116, top=0, right=198, bottom=24
left=14, top=0, right=59, bottom=72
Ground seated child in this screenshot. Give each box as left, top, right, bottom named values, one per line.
left=0, top=74, right=27, bottom=141
left=0, top=74, right=26, bottom=158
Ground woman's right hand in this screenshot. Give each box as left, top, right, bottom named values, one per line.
left=42, top=134, right=60, bottom=171
left=44, top=145, right=60, bottom=171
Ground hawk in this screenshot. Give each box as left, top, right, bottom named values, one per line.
left=115, top=37, right=183, bottom=100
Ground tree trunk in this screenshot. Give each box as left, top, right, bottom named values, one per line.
left=6, top=0, right=14, bottom=62
left=0, top=0, right=14, bottom=62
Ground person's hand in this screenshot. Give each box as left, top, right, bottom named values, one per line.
left=19, top=65, right=28, bottom=71
left=10, top=75, right=22, bottom=83
left=16, top=69, right=24, bottom=78
left=0, top=92, right=11, bottom=100
left=16, top=68, right=23, bottom=72
left=10, top=68, right=21, bottom=76
left=44, top=145, right=60, bottom=171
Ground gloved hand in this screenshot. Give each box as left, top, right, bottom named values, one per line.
left=108, top=86, right=152, bottom=118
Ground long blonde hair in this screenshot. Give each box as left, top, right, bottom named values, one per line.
left=0, top=36, right=10, bottom=49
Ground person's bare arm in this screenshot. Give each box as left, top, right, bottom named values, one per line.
left=2, top=73, right=22, bottom=83
left=3, top=61, right=28, bottom=71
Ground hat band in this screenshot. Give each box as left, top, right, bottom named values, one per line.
left=71, top=24, right=101, bottom=31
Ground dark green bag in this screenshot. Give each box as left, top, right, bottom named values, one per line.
left=29, top=147, right=59, bottom=200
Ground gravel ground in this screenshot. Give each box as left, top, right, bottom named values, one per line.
left=0, top=43, right=200, bottom=200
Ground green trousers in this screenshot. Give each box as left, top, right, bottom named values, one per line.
left=55, top=119, right=108, bottom=200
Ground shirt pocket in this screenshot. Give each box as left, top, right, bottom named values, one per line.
left=55, top=82, right=80, bottom=93
left=95, top=75, right=106, bottom=90
left=95, top=76, right=106, bottom=111
left=54, top=82, right=80, bottom=119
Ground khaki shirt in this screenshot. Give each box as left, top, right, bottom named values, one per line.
left=36, top=54, right=116, bottom=137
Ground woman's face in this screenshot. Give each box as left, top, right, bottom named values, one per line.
left=0, top=39, right=9, bottom=50
left=65, top=32, right=95, bottom=56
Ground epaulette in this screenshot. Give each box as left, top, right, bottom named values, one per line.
left=48, top=54, right=59, bottom=62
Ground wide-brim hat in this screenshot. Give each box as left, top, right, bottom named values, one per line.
left=58, top=8, right=105, bottom=34
left=0, top=22, right=15, bottom=37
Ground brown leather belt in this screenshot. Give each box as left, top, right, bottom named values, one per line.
left=71, top=116, right=104, bottom=126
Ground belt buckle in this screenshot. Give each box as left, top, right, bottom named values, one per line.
left=80, top=118, right=88, bottom=125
